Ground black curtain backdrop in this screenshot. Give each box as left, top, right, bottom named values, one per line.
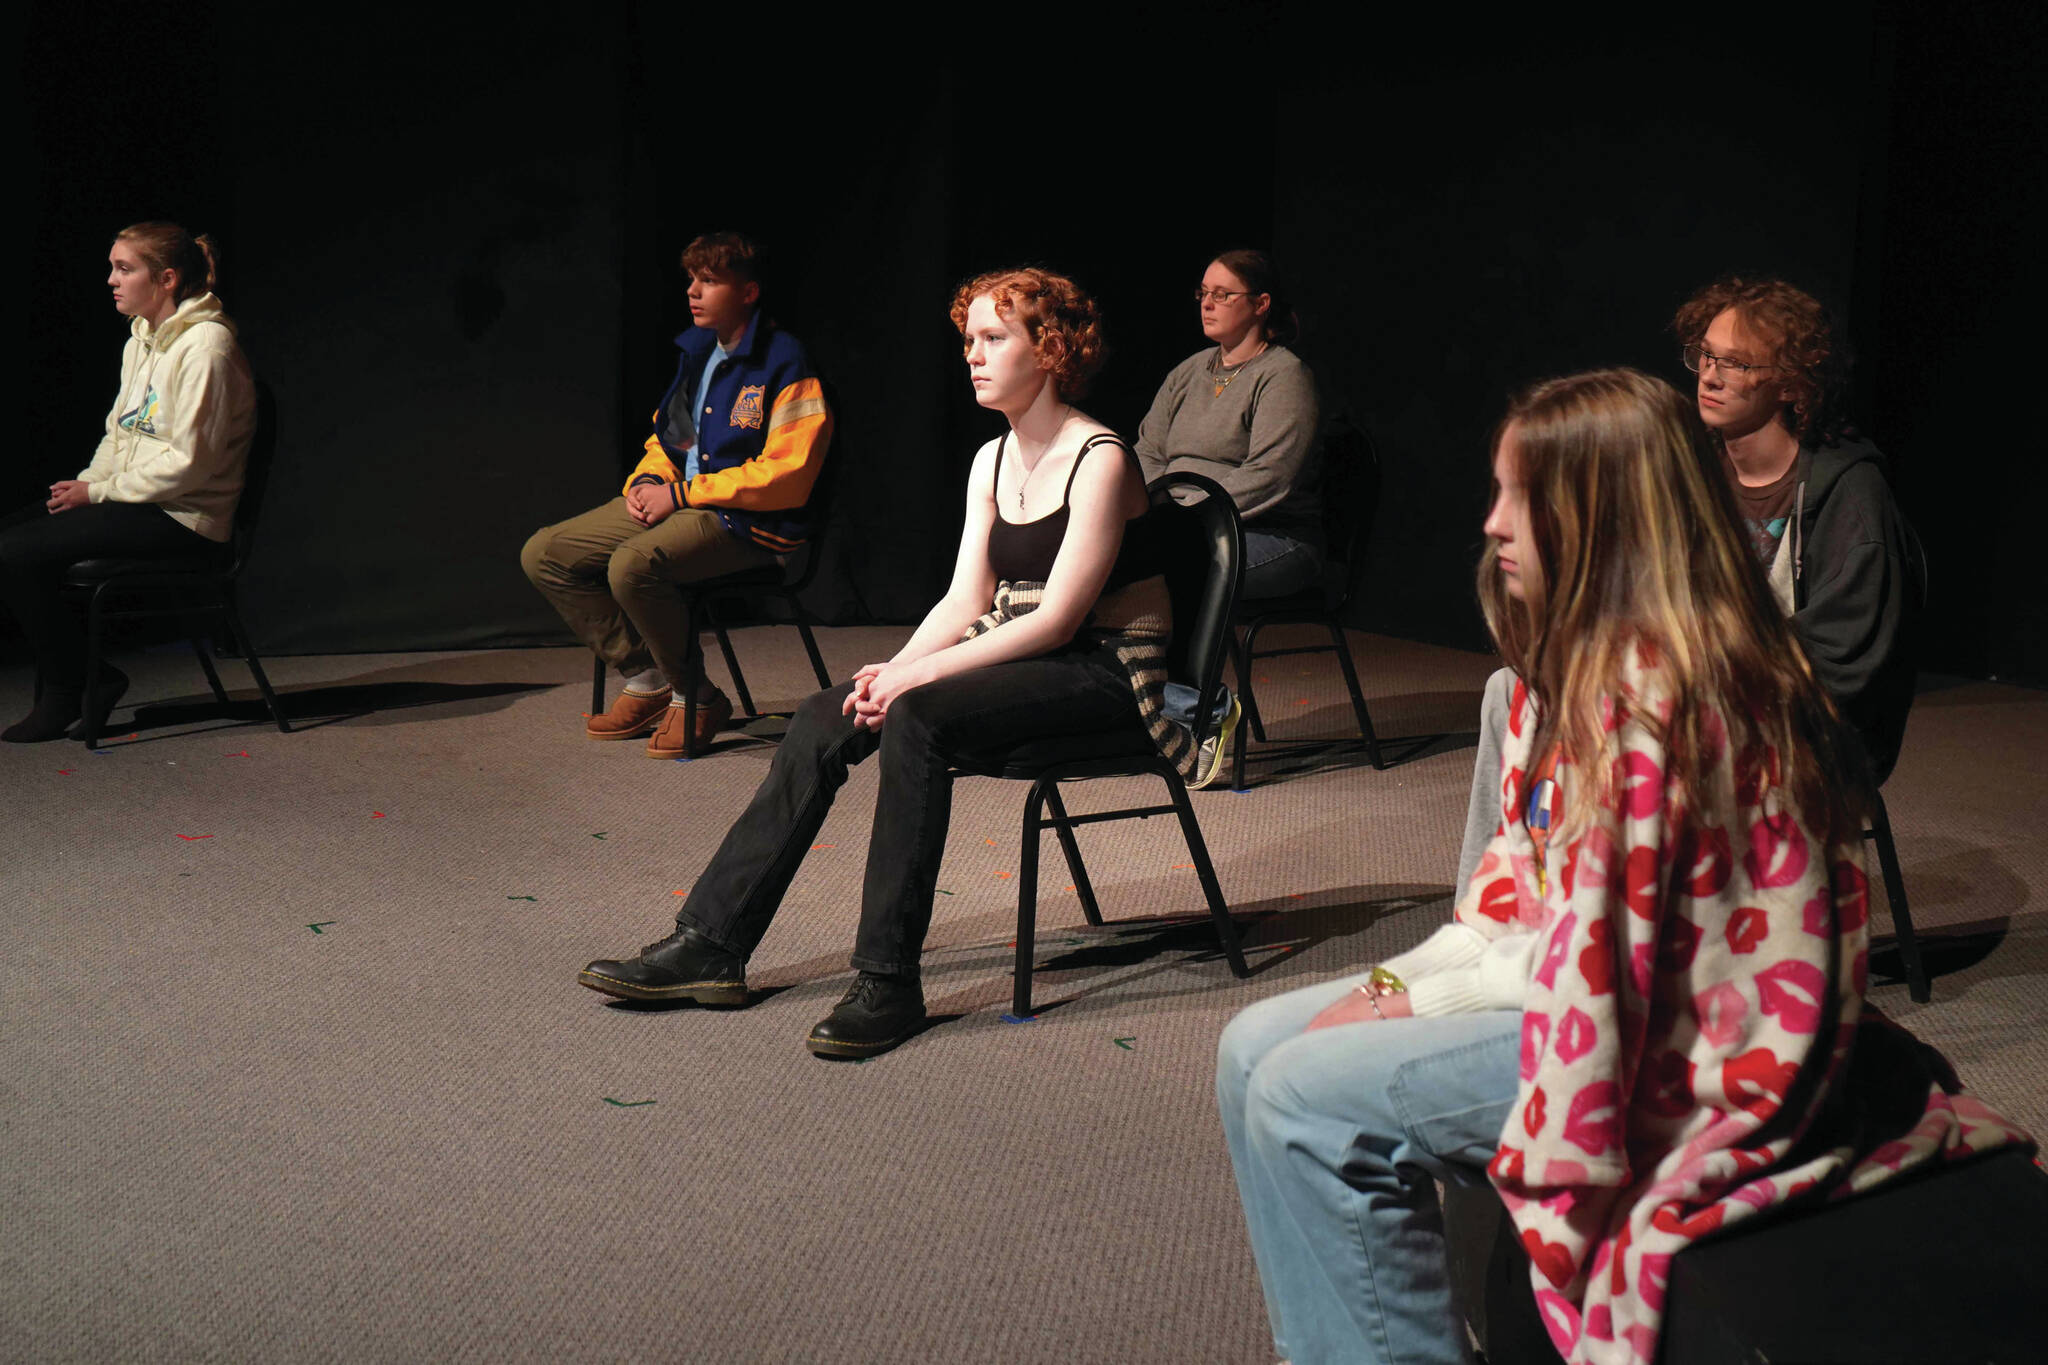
left=20, top=5, right=2043, bottom=682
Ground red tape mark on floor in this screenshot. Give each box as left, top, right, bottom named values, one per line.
left=175, top=834, right=215, bottom=841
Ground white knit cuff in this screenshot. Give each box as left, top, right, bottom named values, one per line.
left=1380, top=923, right=1489, bottom=985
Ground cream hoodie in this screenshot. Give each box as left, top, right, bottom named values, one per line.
left=78, top=292, right=256, bottom=543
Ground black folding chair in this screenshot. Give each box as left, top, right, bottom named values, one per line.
left=587, top=538, right=834, bottom=727
left=589, top=405, right=844, bottom=735
left=64, top=379, right=289, bottom=748
left=1230, top=416, right=1385, bottom=790
left=949, top=473, right=1252, bottom=1018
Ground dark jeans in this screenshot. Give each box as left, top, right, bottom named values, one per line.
left=1239, top=529, right=1323, bottom=601
left=0, top=501, right=217, bottom=691
left=677, top=645, right=1146, bottom=976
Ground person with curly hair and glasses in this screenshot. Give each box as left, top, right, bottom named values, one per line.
left=1454, top=276, right=1918, bottom=896
left=577, top=268, right=1189, bottom=1060
left=1215, top=369, right=2024, bottom=1365
left=1672, top=275, right=1918, bottom=782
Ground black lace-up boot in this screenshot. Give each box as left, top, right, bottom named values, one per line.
left=805, top=972, right=926, bottom=1058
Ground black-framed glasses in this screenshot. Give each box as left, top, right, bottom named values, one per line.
left=1194, top=286, right=1251, bottom=305
left=1682, top=343, right=1778, bottom=381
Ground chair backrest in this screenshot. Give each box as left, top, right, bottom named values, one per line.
left=1316, top=416, right=1382, bottom=609
left=782, top=377, right=846, bottom=593
left=1868, top=512, right=1929, bottom=788
left=1149, top=472, right=1244, bottom=749
left=228, top=379, right=280, bottom=577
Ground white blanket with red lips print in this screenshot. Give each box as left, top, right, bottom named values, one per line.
left=1454, top=655, right=2031, bottom=1365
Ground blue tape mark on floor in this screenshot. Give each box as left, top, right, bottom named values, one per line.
left=998, top=1013, right=1038, bottom=1025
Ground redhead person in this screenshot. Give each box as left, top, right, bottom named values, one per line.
left=1135, top=249, right=1323, bottom=602
left=1, top=223, right=256, bottom=742
left=1214, top=370, right=2026, bottom=1365
left=579, top=268, right=1199, bottom=1059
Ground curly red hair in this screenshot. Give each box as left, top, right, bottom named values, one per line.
left=949, top=267, right=1107, bottom=399
left=1672, top=275, right=1847, bottom=443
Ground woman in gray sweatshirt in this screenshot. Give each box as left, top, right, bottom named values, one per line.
left=1134, top=249, right=1323, bottom=600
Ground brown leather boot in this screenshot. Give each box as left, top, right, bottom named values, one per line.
left=645, top=689, right=733, bottom=759
left=585, top=686, right=672, bottom=740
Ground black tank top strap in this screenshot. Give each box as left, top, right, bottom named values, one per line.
left=1062, top=433, right=1131, bottom=504
left=992, top=432, right=1009, bottom=498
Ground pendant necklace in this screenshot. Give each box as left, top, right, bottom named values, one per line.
left=1211, top=341, right=1269, bottom=397
left=1014, top=406, right=1071, bottom=511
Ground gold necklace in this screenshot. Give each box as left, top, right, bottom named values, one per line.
left=1211, top=342, right=1268, bottom=397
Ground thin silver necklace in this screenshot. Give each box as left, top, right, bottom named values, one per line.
left=1011, top=406, right=1071, bottom=511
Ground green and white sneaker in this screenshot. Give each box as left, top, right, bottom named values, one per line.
left=1189, top=695, right=1243, bottom=790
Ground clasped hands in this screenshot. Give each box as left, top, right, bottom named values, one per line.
left=842, top=658, right=932, bottom=732
left=626, top=482, right=676, bottom=527
left=46, top=481, right=90, bottom=513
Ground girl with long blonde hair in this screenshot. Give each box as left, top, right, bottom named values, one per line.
left=1216, top=368, right=2022, bottom=1365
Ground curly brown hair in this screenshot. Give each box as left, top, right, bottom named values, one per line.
left=1672, top=275, right=1847, bottom=443
left=948, top=267, right=1107, bottom=399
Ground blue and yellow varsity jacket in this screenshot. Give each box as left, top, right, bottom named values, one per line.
left=624, top=314, right=833, bottom=552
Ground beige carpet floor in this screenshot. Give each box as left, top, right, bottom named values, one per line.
left=4, top=629, right=2043, bottom=1363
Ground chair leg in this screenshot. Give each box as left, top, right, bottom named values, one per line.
left=591, top=653, right=606, bottom=715
left=711, top=616, right=755, bottom=718
left=1238, top=623, right=1272, bottom=743
left=794, top=617, right=832, bottom=689
left=1868, top=790, right=1929, bottom=1003
left=1042, top=782, right=1105, bottom=927
left=1230, top=629, right=1255, bottom=792
left=1327, top=620, right=1384, bottom=770
left=1160, top=768, right=1248, bottom=978
left=192, top=632, right=232, bottom=708
left=1015, top=777, right=1052, bottom=1018
left=223, top=594, right=290, bottom=734
left=79, top=585, right=110, bottom=749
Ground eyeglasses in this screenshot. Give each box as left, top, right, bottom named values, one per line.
left=1194, top=287, right=1252, bottom=305
left=1682, top=343, right=1779, bottom=381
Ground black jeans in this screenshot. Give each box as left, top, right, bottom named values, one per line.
left=0, top=502, right=217, bottom=691
left=677, top=644, right=1146, bottom=976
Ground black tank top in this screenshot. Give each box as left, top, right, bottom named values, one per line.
left=986, top=433, right=1159, bottom=589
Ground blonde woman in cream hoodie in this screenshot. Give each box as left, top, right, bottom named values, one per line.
left=0, top=222, right=256, bottom=741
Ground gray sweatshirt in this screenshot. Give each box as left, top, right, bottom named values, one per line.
left=1133, top=344, right=1322, bottom=540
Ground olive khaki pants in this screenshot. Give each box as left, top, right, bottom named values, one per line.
left=520, top=497, right=777, bottom=693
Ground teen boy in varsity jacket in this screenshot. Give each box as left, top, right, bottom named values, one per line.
left=520, top=231, right=833, bottom=758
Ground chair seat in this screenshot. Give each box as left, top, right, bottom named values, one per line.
left=1237, top=559, right=1349, bottom=620
left=690, top=562, right=792, bottom=592
left=66, top=552, right=229, bottom=584
left=951, top=723, right=1156, bottom=778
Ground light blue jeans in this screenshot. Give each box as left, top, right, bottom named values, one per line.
left=1217, top=977, right=1522, bottom=1365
